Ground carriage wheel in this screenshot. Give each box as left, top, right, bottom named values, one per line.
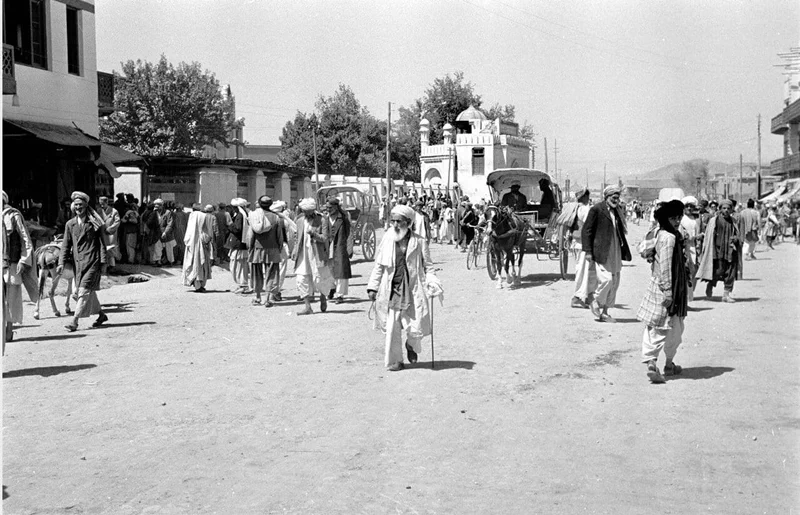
left=486, top=248, right=498, bottom=280
left=559, top=228, right=570, bottom=280
left=361, top=223, right=376, bottom=261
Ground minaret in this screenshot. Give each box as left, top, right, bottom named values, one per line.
left=442, top=122, right=454, bottom=144
left=419, top=118, right=430, bottom=149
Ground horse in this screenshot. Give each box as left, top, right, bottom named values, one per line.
left=33, top=239, right=75, bottom=319
left=486, top=205, right=528, bottom=289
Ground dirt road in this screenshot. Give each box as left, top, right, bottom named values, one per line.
left=3, top=225, right=799, bottom=514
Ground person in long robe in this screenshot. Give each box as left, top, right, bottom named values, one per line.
left=582, top=185, right=632, bottom=322
left=738, top=199, right=761, bottom=260
left=270, top=200, right=296, bottom=301
left=324, top=198, right=352, bottom=304
left=560, top=189, right=596, bottom=308
left=182, top=203, right=214, bottom=292
left=637, top=200, right=688, bottom=384
left=291, top=198, right=333, bottom=315
left=97, top=196, right=121, bottom=270
left=367, top=204, right=440, bottom=371
left=697, top=198, right=740, bottom=303
left=226, top=198, right=251, bottom=295
left=2, top=191, right=37, bottom=326
left=58, top=191, right=108, bottom=331
left=679, top=196, right=701, bottom=302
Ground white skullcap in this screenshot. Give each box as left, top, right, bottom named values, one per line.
left=681, top=195, right=698, bottom=206
left=230, top=198, right=247, bottom=207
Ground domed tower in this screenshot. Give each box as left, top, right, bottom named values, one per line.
left=419, top=117, right=430, bottom=149
left=442, top=122, right=454, bottom=144
left=455, top=105, right=487, bottom=134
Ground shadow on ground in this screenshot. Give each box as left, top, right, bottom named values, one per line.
left=94, top=321, right=156, bottom=329
left=3, top=364, right=96, bottom=379
left=408, top=360, right=476, bottom=371
left=670, top=366, right=735, bottom=380
left=11, top=334, right=86, bottom=343
left=514, top=273, right=562, bottom=289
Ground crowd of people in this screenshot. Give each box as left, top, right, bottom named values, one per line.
left=561, top=185, right=798, bottom=384
left=3, top=184, right=796, bottom=373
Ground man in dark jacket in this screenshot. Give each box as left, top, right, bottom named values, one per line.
left=325, top=198, right=352, bottom=304
left=248, top=196, right=284, bottom=307
left=581, top=185, right=632, bottom=322
left=225, top=198, right=251, bottom=295
left=147, top=199, right=176, bottom=266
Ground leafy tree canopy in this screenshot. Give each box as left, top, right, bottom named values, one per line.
left=675, top=159, right=709, bottom=195
left=100, top=55, right=242, bottom=156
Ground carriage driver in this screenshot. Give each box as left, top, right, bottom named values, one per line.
left=501, top=183, right=528, bottom=212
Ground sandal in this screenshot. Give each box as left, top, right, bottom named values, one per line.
left=664, top=362, right=683, bottom=376
left=251, top=299, right=262, bottom=306
left=646, top=361, right=665, bottom=384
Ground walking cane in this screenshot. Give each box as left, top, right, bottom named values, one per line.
left=430, top=295, right=435, bottom=369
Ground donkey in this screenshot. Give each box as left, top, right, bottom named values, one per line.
left=486, top=205, right=528, bottom=289
left=33, top=240, right=75, bottom=319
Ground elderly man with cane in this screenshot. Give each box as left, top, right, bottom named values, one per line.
left=367, top=204, right=442, bottom=371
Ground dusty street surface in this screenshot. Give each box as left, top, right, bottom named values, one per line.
left=3, top=225, right=799, bottom=514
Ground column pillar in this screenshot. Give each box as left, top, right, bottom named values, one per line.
left=277, top=173, right=292, bottom=201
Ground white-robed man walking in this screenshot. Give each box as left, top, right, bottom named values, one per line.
left=291, top=198, right=334, bottom=315
left=367, top=204, right=441, bottom=371
left=182, top=203, right=214, bottom=292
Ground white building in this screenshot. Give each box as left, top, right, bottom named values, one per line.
left=419, top=105, right=535, bottom=203
left=2, top=0, right=140, bottom=223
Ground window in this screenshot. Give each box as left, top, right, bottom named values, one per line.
left=4, top=0, right=48, bottom=69
left=66, top=7, right=80, bottom=75
left=472, top=148, right=485, bottom=176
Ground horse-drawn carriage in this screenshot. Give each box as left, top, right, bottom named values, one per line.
left=484, top=168, right=571, bottom=285
left=315, top=185, right=380, bottom=261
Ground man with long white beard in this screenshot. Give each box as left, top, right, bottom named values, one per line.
left=367, top=204, right=437, bottom=371
left=291, top=198, right=333, bottom=315
left=59, top=191, right=109, bottom=331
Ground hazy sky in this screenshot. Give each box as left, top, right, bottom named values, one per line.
left=96, top=0, right=799, bottom=183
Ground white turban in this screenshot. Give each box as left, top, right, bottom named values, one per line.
left=230, top=198, right=247, bottom=208
left=681, top=195, right=698, bottom=206
left=71, top=191, right=90, bottom=203
left=390, top=204, right=416, bottom=222
left=299, top=198, right=316, bottom=211
left=603, top=185, right=621, bottom=198
left=153, top=198, right=164, bottom=205
left=270, top=200, right=286, bottom=213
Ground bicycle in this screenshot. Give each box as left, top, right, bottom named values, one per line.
left=466, top=226, right=486, bottom=270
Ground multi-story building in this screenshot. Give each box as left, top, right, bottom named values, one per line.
left=2, top=0, right=140, bottom=224
left=770, top=46, right=800, bottom=180
left=419, top=105, right=535, bottom=203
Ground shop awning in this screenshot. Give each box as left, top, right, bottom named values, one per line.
left=759, top=183, right=787, bottom=202
left=96, top=142, right=144, bottom=179
left=778, top=180, right=800, bottom=202
left=3, top=119, right=101, bottom=149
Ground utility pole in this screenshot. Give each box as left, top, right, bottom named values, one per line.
left=544, top=138, right=549, bottom=175
left=739, top=154, right=743, bottom=202
left=603, top=163, right=607, bottom=192
left=585, top=168, right=589, bottom=189
left=385, top=102, right=391, bottom=222
left=757, top=114, right=762, bottom=198
left=312, top=127, right=319, bottom=191
left=553, top=139, right=558, bottom=185
left=724, top=159, right=729, bottom=199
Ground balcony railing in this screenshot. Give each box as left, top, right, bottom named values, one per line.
left=97, top=71, right=114, bottom=116
left=769, top=153, right=800, bottom=176
left=3, top=44, right=16, bottom=96
left=771, top=97, right=800, bottom=134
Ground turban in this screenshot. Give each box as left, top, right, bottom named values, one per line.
left=719, top=199, right=733, bottom=209
left=153, top=198, right=164, bottom=205
left=326, top=197, right=340, bottom=206
left=204, top=204, right=214, bottom=213
left=258, top=195, right=272, bottom=204
left=390, top=204, right=415, bottom=222
left=681, top=196, right=697, bottom=206
left=230, top=198, right=247, bottom=208
left=603, top=185, right=621, bottom=198
left=574, top=188, right=590, bottom=201
left=1, top=191, right=7, bottom=204
left=98, top=196, right=109, bottom=202
left=71, top=191, right=90, bottom=203
left=299, top=198, right=316, bottom=211
left=191, top=203, right=202, bottom=211
left=270, top=200, right=286, bottom=213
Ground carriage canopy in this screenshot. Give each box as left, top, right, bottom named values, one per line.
left=486, top=168, right=554, bottom=204
left=316, top=184, right=376, bottom=213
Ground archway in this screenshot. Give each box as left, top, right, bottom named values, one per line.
left=423, top=168, right=442, bottom=187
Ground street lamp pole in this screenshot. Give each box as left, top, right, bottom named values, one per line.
left=312, top=126, right=319, bottom=191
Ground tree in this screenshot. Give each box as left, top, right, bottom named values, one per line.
left=100, top=55, right=242, bottom=156
left=278, top=84, right=392, bottom=178
left=419, top=71, right=482, bottom=145
left=484, top=102, right=535, bottom=140
left=674, top=159, right=709, bottom=196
